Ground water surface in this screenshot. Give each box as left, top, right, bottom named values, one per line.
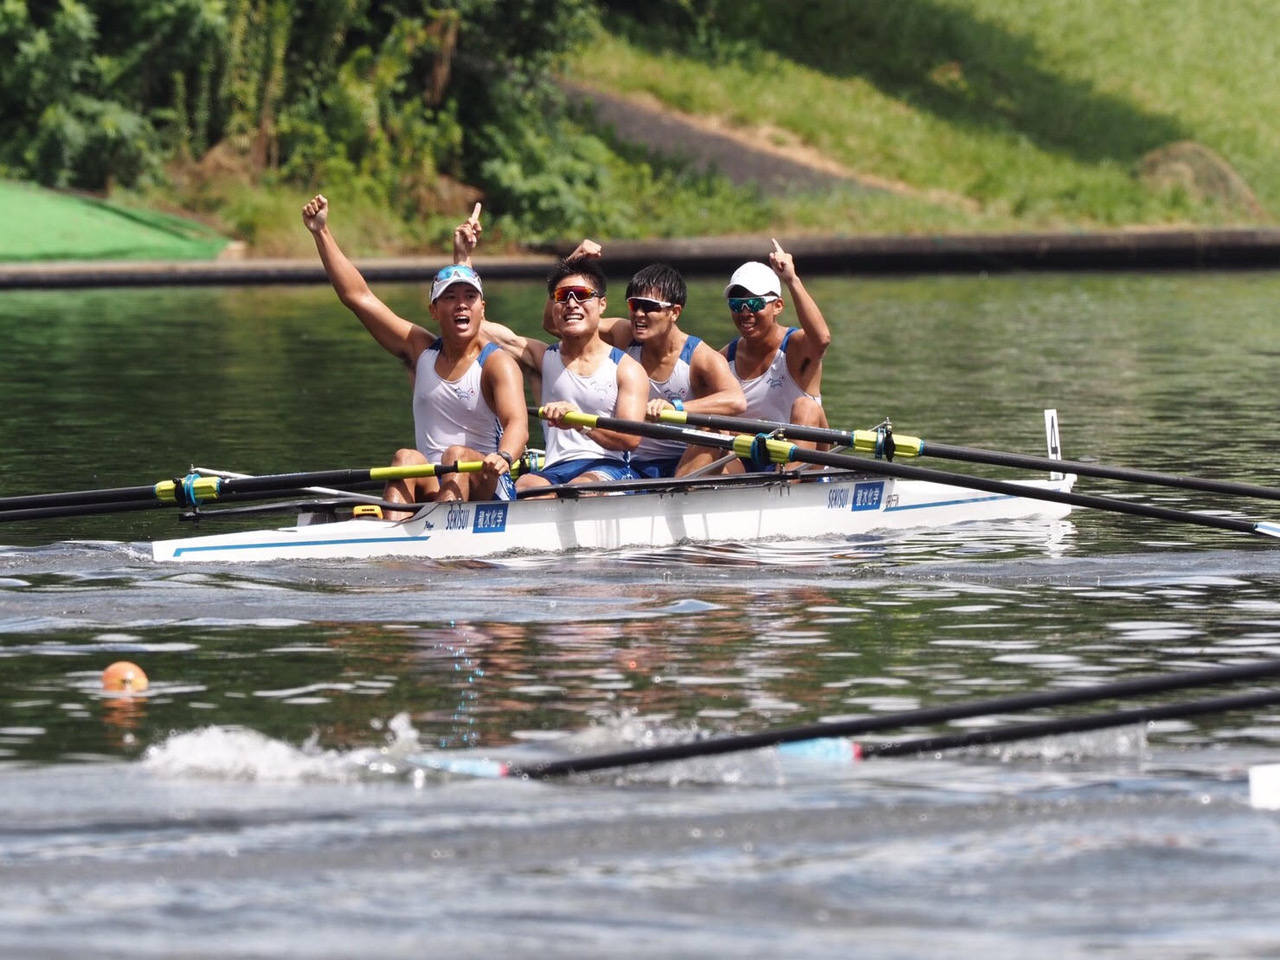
left=4, top=270, right=1280, bottom=957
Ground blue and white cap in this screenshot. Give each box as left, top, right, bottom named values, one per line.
left=431, top=264, right=483, bottom=302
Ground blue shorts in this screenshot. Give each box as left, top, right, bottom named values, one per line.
left=532, top=457, right=640, bottom=485
left=632, top=457, right=682, bottom=480
left=737, top=456, right=781, bottom=475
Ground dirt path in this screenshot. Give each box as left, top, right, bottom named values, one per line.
left=562, top=82, right=977, bottom=212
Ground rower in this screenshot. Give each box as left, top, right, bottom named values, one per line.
left=302, top=196, right=527, bottom=513
left=718, top=239, right=832, bottom=472
left=452, top=209, right=647, bottom=492
left=544, top=243, right=746, bottom=478
left=487, top=257, right=648, bottom=492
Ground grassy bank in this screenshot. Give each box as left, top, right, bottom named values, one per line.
left=23, top=0, right=1277, bottom=258
left=564, top=0, right=1277, bottom=235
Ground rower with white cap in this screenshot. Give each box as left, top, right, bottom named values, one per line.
left=713, top=239, right=832, bottom=471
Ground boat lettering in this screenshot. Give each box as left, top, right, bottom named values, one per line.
left=445, top=503, right=471, bottom=531
left=851, top=481, right=885, bottom=511
left=473, top=503, right=508, bottom=534
left=826, top=487, right=850, bottom=510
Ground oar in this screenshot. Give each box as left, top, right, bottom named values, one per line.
left=538, top=409, right=1280, bottom=540
left=658, top=408, right=1280, bottom=502
left=859, top=687, right=1280, bottom=760
left=0, top=461, right=484, bottom=523
left=192, top=466, right=386, bottom=504
left=413, top=657, right=1280, bottom=779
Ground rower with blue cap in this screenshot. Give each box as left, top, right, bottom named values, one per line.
left=302, top=196, right=527, bottom=514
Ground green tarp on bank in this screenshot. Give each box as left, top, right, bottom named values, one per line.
left=0, top=180, right=229, bottom=262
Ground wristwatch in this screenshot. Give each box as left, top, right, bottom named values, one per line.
left=497, top=450, right=515, bottom=467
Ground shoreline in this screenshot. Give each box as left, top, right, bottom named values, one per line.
left=2, top=227, right=1280, bottom=289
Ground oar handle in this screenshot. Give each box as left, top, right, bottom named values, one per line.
left=368, top=461, right=484, bottom=482
left=656, top=408, right=924, bottom=456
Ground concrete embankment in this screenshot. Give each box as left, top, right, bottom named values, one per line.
left=2, top=229, right=1280, bottom=289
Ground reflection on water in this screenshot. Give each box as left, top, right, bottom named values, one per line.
left=5, top=525, right=1280, bottom=765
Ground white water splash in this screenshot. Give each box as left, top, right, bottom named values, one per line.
left=142, top=713, right=425, bottom=782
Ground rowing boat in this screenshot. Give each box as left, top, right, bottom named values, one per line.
left=147, top=408, right=1077, bottom=563
left=150, top=409, right=1074, bottom=563
left=150, top=468, right=1074, bottom=563
left=14, top=404, right=1275, bottom=563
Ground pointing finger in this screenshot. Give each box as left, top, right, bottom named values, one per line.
left=771, top=237, right=784, bottom=254
left=469, top=202, right=482, bottom=225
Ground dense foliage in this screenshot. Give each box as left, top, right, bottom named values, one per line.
left=1, top=0, right=726, bottom=243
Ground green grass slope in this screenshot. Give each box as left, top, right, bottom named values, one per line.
left=564, top=0, right=1278, bottom=235
left=0, top=181, right=229, bottom=261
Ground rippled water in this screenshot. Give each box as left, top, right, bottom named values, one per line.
left=4, top=271, right=1280, bottom=957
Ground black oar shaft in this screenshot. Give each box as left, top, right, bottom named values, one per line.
left=664, top=409, right=1280, bottom=503
left=558, top=411, right=1275, bottom=539
left=0, top=462, right=475, bottom=523
left=505, top=658, right=1280, bottom=778
left=921, top=440, right=1280, bottom=501
left=0, top=483, right=165, bottom=512
left=863, top=688, right=1280, bottom=759
left=791, top=445, right=1267, bottom=537
left=662, top=410, right=856, bottom=448
left=0, top=501, right=170, bottom=523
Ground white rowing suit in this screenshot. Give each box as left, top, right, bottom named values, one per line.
left=726, top=327, right=822, bottom=422
left=540, top=344, right=629, bottom=468
left=626, top=335, right=700, bottom=462
left=412, top=341, right=505, bottom=460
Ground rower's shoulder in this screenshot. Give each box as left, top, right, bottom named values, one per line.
left=479, top=342, right=524, bottom=376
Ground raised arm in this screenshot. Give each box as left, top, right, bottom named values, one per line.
left=453, top=203, right=482, bottom=267
left=303, top=195, right=432, bottom=368
left=770, top=238, right=831, bottom=383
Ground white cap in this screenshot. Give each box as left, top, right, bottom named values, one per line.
left=723, top=261, right=781, bottom=297
left=431, top=264, right=483, bottom=302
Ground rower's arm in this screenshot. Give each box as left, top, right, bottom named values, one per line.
left=303, top=195, right=431, bottom=367
left=453, top=203, right=482, bottom=267
left=770, top=240, right=830, bottom=389
left=480, top=319, right=547, bottom=375
left=784, top=273, right=832, bottom=361
left=598, top=316, right=633, bottom=348
left=543, top=310, right=630, bottom=345
left=687, top=343, right=747, bottom=416
left=586, top=354, right=646, bottom=452
left=481, top=351, right=530, bottom=463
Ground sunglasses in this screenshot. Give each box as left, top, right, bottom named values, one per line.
left=435, top=264, right=480, bottom=282
left=552, top=285, right=600, bottom=304
left=727, top=295, right=777, bottom=313
left=626, top=297, right=675, bottom=313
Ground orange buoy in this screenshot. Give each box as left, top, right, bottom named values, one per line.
left=101, top=661, right=149, bottom=693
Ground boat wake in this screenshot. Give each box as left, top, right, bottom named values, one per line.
left=139, top=710, right=1153, bottom=795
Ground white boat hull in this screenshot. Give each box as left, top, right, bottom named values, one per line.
left=150, top=473, right=1075, bottom=564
